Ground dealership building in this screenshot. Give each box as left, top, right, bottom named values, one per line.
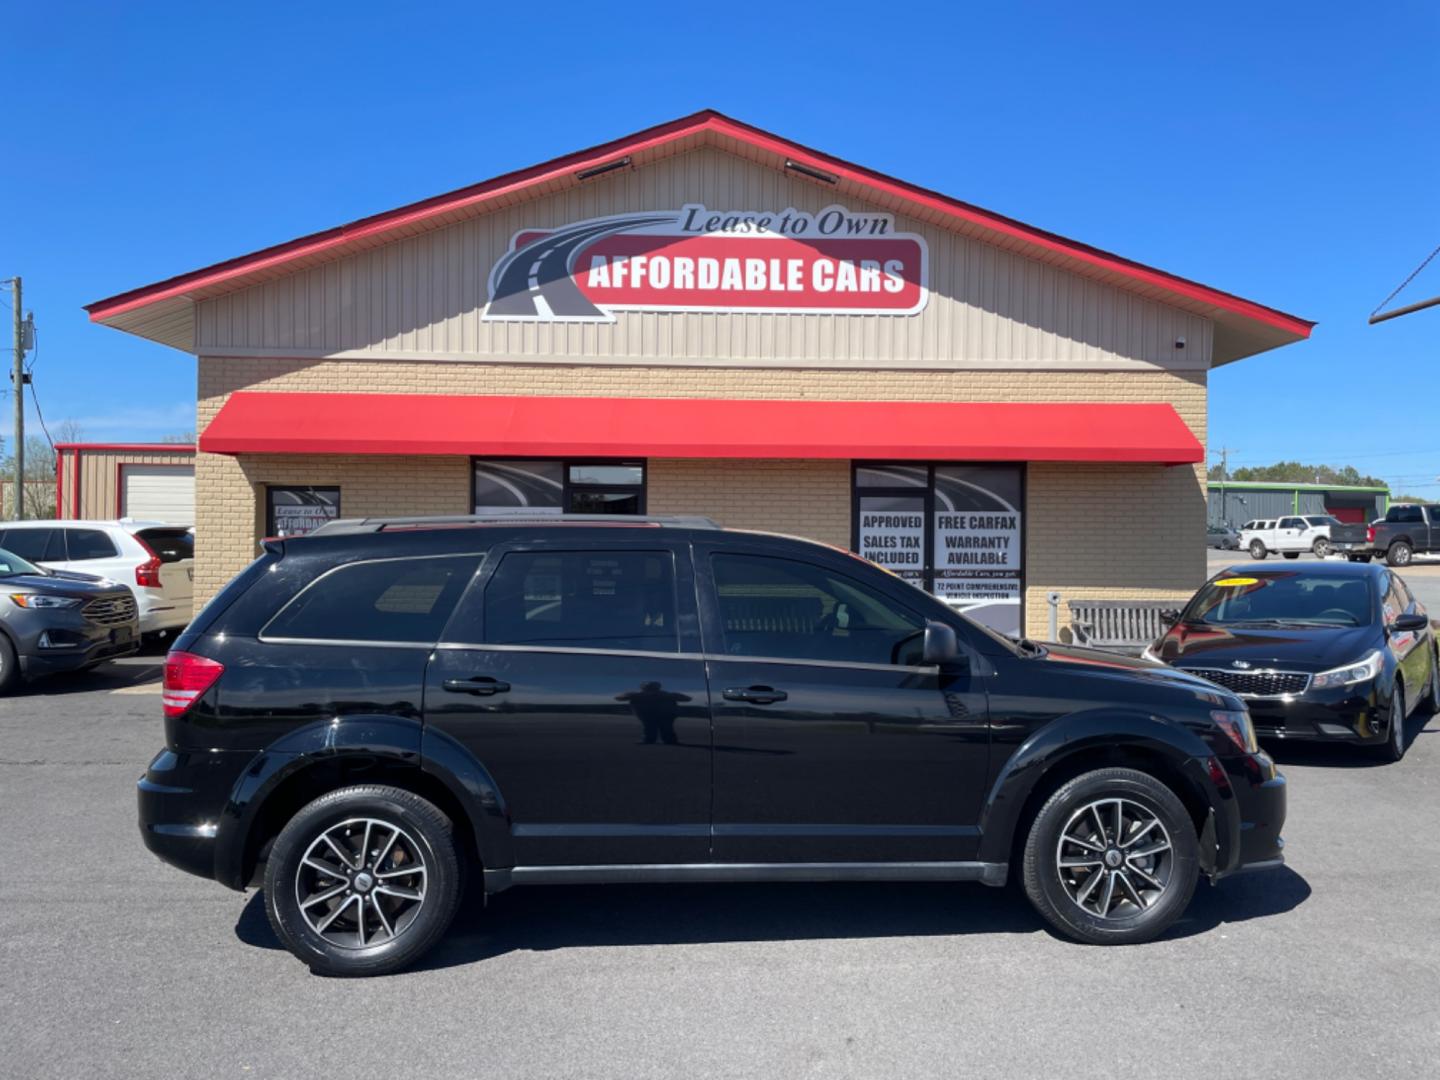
left=87, top=111, right=1311, bottom=636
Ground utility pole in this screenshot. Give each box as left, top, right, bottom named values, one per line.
left=1214, top=445, right=1232, bottom=524
left=8, top=276, right=21, bottom=520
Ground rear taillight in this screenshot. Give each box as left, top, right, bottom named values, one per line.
left=162, top=650, right=224, bottom=718
left=136, top=556, right=162, bottom=588
left=135, top=536, right=163, bottom=588
left=1366, top=526, right=1376, bottom=544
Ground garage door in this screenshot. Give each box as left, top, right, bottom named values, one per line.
left=121, top=465, right=195, bottom=524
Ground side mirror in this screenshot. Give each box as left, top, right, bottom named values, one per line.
left=1391, top=613, right=1428, bottom=634
left=922, top=620, right=960, bottom=666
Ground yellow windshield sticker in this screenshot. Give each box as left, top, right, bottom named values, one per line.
left=1214, top=576, right=1259, bottom=587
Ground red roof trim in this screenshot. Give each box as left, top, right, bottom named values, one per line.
left=86, top=110, right=1312, bottom=338
left=198, top=392, right=1204, bottom=465
left=54, top=442, right=196, bottom=453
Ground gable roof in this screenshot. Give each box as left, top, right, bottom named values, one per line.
left=86, top=109, right=1313, bottom=364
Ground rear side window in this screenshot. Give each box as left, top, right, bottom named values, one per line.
left=66, top=528, right=118, bottom=561
left=476, top=550, right=677, bottom=653
left=136, top=527, right=194, bottom=563
left=1390, top=506, right=1424, bottom=523
left=0, top=528, right=63, bottom=561
left=264, top=556, right=480, bottom=644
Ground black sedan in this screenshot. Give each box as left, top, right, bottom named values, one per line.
left=1145, top=560, right=1438, bottom=761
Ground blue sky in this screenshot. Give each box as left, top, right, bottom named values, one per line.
left=6, top=2, right=1438, bottom=491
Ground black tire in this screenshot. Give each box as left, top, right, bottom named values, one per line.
left=1249, top=540, right=1267, bottom=560
left=1387, top=541, right=1413, bottom=568
left=1377, top=685, right=1407, bottom=763
left=1313, top=538, right=1331, bottom=558
left=1354, top=554, right=1373, bottom=563
left=264, top=785, right=464, bottom=976
left=0, top=633, right=19, bottom=695
left=1022, top=767, right=1200, bottom=945
left=1420, top=646, right=1440, bottom=714
left=1283, top=552, right=1300, bottom=560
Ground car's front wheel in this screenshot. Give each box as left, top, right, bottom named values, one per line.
left=0, top=634, right=19, bottom=695
left=1022, top=767, right=1199, bottom=945
left=1378, top=685, right=1408, bottom=763
left=1249, top=540, right=1267, bottom=560
left=264, top=785, right=464, bottom=976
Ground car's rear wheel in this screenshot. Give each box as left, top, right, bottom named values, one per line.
left=0, top=634, right=18, bottom=695
left=1022, top=767, right=1199, bottom=945
left=1387, top=541, right=1413, bottom=567
left=1313, top=538, right=1331, bottom=558
left=1249, top=540, right=1267, bottom=560
left=264, top=785, right=464, bottom=976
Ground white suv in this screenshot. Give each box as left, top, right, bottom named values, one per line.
left=0, top=520, right=194, bottom=637
left=1238, top=515, right=1340, bottom=560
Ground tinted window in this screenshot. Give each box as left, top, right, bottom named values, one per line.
left=711, top=553, right=926, bottom=665
left=264, top=556, right=479, bottom=643
left=478, top=550, right=677, bottom=652
left=1305, top=516, right=1337, bottom=527
left=136, top=527, right=193, bottom=563
left=1390, top=505, right=1424, bottom=523
left=1427, top=506, right=1440, bottom=522
left=0, top=528, right=63, bottom=562
left=1279, top=517, right=1303, bottom=530
left=65, top=528, right=117, bottom=560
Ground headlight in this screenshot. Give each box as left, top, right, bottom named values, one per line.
left=1310, top=650, right=1383, bottom=690
left=1211, top=708, right=1259, bottom=753
left=9, top=593, right=81, bottom=609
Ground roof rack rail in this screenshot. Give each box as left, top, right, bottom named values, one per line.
left=303, top=513, right=722, bottom=538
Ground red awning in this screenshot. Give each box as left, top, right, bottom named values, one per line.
left=198, top=392, right=1203, bottom=464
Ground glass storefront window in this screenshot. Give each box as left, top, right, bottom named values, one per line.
left=267, top=486, right=341, bottom=537
left=473, top=459, right=645, bottom=515
left=852, top=463, right=1024, bottom=635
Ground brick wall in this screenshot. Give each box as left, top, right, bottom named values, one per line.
left=196, top=357, right=1207, bottom=637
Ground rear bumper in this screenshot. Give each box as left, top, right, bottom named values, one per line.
left=137, top=747, right=249, bottom=885
left=1205, top=751, right=1287, bottom=880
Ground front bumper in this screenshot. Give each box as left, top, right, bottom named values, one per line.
left=137, top=747, right=250, bottom=884
left=16, top=615, right=140, bottom=677
left=1206, top=750, right=1287, bottom=880
left=1245, top=682, right=1385, bottom=744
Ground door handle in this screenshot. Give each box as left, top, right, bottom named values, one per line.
left=723, top=685, right=788, bottom=705
left=442, top=676, right=511, bottom=696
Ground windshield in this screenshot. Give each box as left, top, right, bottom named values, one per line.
left=1184, top=571, right=1373, bottom=627
left=0, top=546, right=44, bottom=577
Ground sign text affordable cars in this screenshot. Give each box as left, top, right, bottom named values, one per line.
left=485, top=204, right=929, bottom=321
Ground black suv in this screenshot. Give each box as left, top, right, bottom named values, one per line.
left=140, top=516, right=1286, bottom=975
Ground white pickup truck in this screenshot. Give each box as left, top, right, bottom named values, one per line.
left=1238, top=514, right=1340, bottom=560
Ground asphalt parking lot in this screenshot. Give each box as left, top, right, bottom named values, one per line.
left=3, top=640, right=1440, bottom=1079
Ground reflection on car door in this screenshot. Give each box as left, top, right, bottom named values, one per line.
left=697, top=544, right=989, bottom=864
left=1385, top=572, right=1432, bottom=701
left=425, top=540, right=712, bottom=867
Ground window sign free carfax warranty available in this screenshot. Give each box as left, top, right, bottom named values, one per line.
left=484, top=204, right=929, bottom=321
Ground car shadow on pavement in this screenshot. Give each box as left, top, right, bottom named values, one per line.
left=234, top=866, right=1312, bottom=972
left=20, top=660, right=164, bottom=696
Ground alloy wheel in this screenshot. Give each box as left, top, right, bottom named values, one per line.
left=294, top=816, right=428, bottom=949
left=1055, top=797, right=1173, bottom=919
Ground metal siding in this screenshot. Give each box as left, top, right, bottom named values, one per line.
left=196, top=148, right=1212, bottom=371
left=65, top=450, right=196, bottom=519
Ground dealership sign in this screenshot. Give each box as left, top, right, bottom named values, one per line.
left=484, top=204, right=928, bottom=321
